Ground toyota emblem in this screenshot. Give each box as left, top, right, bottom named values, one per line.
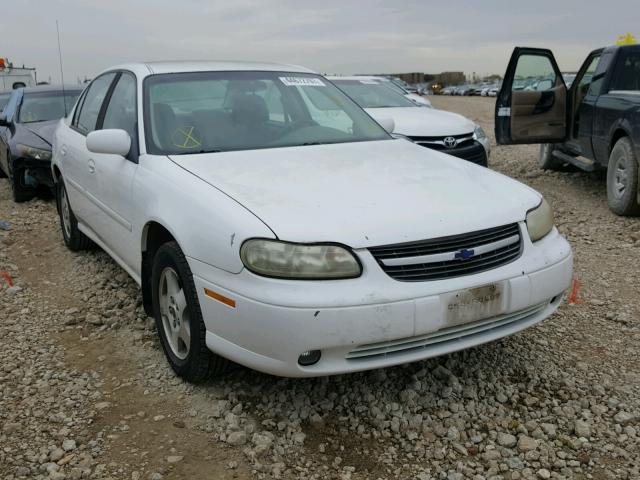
left=443, top=136, right=457, bottom=148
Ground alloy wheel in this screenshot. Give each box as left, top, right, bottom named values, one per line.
left=159, top=267, right=191, bottom=360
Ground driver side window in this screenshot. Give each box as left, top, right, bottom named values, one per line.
left=102, top=72, right=137, bottom=140
left=74, top=73, right=117, bottom=134
left=513, top=55, right=558, bottom=91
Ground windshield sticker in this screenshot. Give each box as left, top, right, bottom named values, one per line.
left=172, top=126, right=202, bottom=149
left=279, top=77, right=325, bottom=87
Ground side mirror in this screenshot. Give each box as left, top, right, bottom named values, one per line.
left=377, top=117, right=395, bottom=134
left=0, top=114, right=11, bottom=127
left=86, top=129, right=131, bottom=156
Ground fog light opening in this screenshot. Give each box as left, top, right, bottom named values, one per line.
left=298, top=350, right=321, bottom=366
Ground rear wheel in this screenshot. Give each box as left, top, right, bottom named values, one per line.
left=538, top=143, right=564, bottom=171
left=607, top=137, right=640, bottom=216
left=57, top=178, right=92, bottom=250
left=151, top=241, right=229, bottom=382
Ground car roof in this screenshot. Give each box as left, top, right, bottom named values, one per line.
left=20, top=84, right=82, bottom=94
left=326, top=75, right=386, bottom=82
left=103, top=60, right=315, bottom=77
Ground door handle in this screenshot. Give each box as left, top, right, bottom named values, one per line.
left=88, top=159, right=95, bottom=174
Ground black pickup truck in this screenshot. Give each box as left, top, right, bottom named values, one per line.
left=495, top=44, right=640, bottom=216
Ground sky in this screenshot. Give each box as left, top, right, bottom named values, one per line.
left=2, top=0, right=639, bottom=84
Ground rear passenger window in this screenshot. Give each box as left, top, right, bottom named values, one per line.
left=75, top=73, right=116, bottom=134
left=611, top=52, right=640, bottom=91
left=102, top=72, right=137, bottom=139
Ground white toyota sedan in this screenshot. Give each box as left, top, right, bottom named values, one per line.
left=328, top=76, right=491, bottom=166
left=51, top=61, right=572, bottom=381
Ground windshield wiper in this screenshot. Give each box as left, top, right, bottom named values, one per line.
left=172, top=148, right=224, bottom=155
left=301, top=141, right=324, bottom=146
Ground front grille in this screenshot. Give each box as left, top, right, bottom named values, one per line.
left=410, top=134, right=487, bottom=166
left=346, top=301, right=548, bottom=360
left=369, top=223, right=522, bottom=281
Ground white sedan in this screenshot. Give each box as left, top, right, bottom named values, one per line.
left=52, top=61, right=572, bottom=381
left=328, top=76, right=491, bottom=166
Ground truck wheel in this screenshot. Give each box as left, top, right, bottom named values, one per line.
left=538, top=144, right=564, bottom=170
left=56, top=178, right=92, bottom=250
left=10, top=164, right=35, bottom=202
left=607, top=137, right=640, bottom=216
left=151, top=241, right=229, bottom=383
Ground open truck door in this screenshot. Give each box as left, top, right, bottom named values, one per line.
left=495, top=47, right=568, bottom=145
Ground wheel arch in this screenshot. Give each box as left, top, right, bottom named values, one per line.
left=609, top=126, right=631, bottom=158
left=141, top=220, right=180, bottom=316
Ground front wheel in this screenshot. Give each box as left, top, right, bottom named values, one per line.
left=10, top=163, right=35, bottom=202
left=151, top=241, right=229, bottom=382
left=606, top=137, right=640, bottom=216
left=538, top=143, right=564, bottom=171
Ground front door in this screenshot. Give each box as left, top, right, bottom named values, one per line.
left=88, top=71, right=140, bottom=272
left=495, top=47, right=567, bottom=145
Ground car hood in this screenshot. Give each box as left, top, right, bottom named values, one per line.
left=170, top=140, right=540, bottom=248
left=20, top=119, right=58, bottom=147
left=365, top=107, right=475, bottom=137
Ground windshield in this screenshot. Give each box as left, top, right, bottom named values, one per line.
left=0, top=93, right=10, bottom=112
left=144, top=71, right=390, bottom=155
left=331, top=79, right=417, bottom=108
left=381, top=80, right=409, bottom=96
left=18, top=90, right=81, bottom=123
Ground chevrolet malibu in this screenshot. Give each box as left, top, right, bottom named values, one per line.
left=51, top=62, right=573, bottom=382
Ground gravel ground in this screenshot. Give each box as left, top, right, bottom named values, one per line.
left=1, top=96, right=639, bottom=480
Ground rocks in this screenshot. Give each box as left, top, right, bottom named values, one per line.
left=574, top=419, right=591, bottom=438
left=517, top=435, right=538, bottom=452
left=166, top=455, right=184, bottom=463
left=226, top=431, right=247, bottom=446
left=62, top=439, right=77, bottom=451
left=613, top=411, right=635, bottom=425
left=85, top=313, right=103, bottom=325
left=497, top=432, right=517, bottom=448
left=537, top=468, right=551, bottom=479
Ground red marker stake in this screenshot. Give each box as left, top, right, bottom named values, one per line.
left=568, top=278, right=580, bottom=305
left=0, top=271, right=14, bottom=287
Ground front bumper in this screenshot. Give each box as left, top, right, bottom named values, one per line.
left=188, top=226, right=572, bottom=377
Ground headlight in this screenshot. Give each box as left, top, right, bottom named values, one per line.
left=473, top=125, right=487, bottom=140
left=391, top=133, right=413, bottom=142
left=240, top=239, right=362, bottom=279
left=17, top=144, right=51, bottom=160
left=526, top=198, right=554, bottom=242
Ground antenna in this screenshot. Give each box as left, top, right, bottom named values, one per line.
left=56, top=20, right=68, bottom=116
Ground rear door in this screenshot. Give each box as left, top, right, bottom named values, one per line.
left=495, top=47, right=568, bottom=144
left=63, top=72, right=117, bottom=224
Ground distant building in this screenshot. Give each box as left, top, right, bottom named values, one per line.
left=391, top=72, right=425, bottom=84
left=434, top=72, right=466, bottom=86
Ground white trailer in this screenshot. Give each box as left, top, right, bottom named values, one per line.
left=0, top=58, right=36, bottom=91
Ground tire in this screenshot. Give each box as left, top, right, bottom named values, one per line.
left=538, top=143, right=564, bottom=171
left=606, top=137, right=640, bottom=216
left=151, top=241, right=229, bottom=382
left=9, top=163, right=35, bottom=202
left=56, top=178, right=92, bottom=250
